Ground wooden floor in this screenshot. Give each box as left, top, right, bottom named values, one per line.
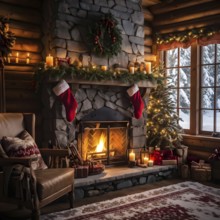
left=0, top=177, right=219, bottom=220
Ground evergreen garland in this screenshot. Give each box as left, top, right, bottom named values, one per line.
left=0, top=16, right=15, bottom=58
left=87, top=13, right=122, bottom=58
left=155, top=26, right=220, bottom=45
left=34, top=63, right=164, bottom=94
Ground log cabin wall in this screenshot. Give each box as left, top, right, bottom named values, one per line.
left=149, top=0, right=220, bottom=160
left=0, top=0, right=43, bottom=113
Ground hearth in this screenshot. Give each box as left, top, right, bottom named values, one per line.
left=77, top=107, right=130, bottom=165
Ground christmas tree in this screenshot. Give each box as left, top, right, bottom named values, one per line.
left=146, top=67, right=183, bottom=149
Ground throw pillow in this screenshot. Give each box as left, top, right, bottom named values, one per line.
left=1, top=130, right=48, bottom=170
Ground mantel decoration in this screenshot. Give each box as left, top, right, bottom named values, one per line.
left=87, top=13, right=122, bottom=58
left=0, top=16, right=15, bottom=65
left=33, top=63, right=164, bottom=94
left=155, top=26, right=220, bottom=48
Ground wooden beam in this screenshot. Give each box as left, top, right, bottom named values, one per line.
left=153, top=2, right=220, bottom=26
left=0, top=2, right=42, bottom=24
left=150, top=0, right=216, bottom=15
left=0, top=0, right=41, bottom=9
left=152, top=14, right=220, bottom=34
left=143, top=8, right=154, bottom=21
left=142, top=0, right=161, bottom=7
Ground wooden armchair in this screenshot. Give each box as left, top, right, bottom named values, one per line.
left=0, top=113, right=74, bottom=220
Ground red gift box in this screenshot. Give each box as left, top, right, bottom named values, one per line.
left=74, top=165, right=89, bottom=178
left=151, top=150, right=162, bottom=165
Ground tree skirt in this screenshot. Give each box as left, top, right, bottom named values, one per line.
left=42, top=181, right=220, bottom=220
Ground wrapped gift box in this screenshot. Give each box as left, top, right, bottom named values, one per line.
left=191, top=161, right=211, bottom=181
left=162, top=159, right=177, bottom=165
left=74, top=165, right=89, bottom=178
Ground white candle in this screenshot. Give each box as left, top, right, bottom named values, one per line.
left=16, top=52, right=19, bottom=63
left=46, top=54, right=54, bottom=67
left=148, top=160, right=154, bottom=167
left=145, top=62, right=151, bottom=73
left=129, top=150, right=135, bottom=161
left=144, top=157, right=149, bottom=165
left=129, top=66, right=135, bottom=74
left=26, top=53, right=30, bottom=64
left=101, top=65, right=107, bottom=71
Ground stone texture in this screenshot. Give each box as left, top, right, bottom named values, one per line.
left=81, top=99, right=92, bottom=112
left=70, top=27, right=82, bottom=41
left=121, top=35, right=133, bottom=54
left=113, top=5, right=128, bottom=13
left=75, top=89, right=87, bottom=102
left=94, top=0, right=108, bottom=7
left=137, top=44, right=144, bottom=55
left=74, top=188, right=85, bottom=200
left=86, top=89, right=97, bottom=101
left=51, top=38, right=66, bottom=49
left=67, top=40, right=87, bottom=52
left=129, top=36, right=144, bottom=45
left=54, top=27, right=71, bottom=39
left=139, top=176, right=147, bottom=184
left=131, top=43, right=138, bottom=54
left=55, top=48, right=67, bottom=58
left=126, top=1, right=141, bottom=11
left=131, top=11, right=144, bottom=25
left=132, top=135, right=146, bottom=148
left=105, top=101, right=117, bottom=110
left=122, top=20, right=135, bottom=36
left=66, top=0, right=80, bottom=8
left=136, top=26, right=144, bottom=38
left=80, top=2, right=100, bottom=11
left=69, top=8, right=77, bottom=16
left=93, top=95, right=105, bottom=109
left=58, top=2, right=70, bottom=13
left=87, top=189, right=101, bottom=197
left=147, top=175, right=156, bottom=183
left=77, top=9, right=87, bottom=18
left=116, top=180, right=133, bottom=189
left=55, top=119, right=67, bottom=131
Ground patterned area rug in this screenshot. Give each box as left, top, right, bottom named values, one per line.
left=42, top=181, right=220, bottom=220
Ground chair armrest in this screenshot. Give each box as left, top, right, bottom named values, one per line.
left=0, top=157, right=38, bottom=167
left=39, top=148, right=69, bottom=168
left=40, top=148, right=69, bottom=157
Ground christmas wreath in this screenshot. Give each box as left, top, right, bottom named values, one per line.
left=88, top=13, right=122, bottom=58
left=0, top=17, right=15, bottom=59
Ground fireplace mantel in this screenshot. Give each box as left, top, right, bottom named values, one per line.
left=47, top=78, right=156, bottom=88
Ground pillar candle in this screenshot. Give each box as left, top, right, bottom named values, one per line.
left=148, top=160, right=154, bottom=167
left=26, top=53, right=30, bottom=64
left=129, top=66, right=135, bottom=74
left=101, top=65, right=107, bottom=71
left=16, top=52, right=19, bottom=63
left=144, top=157, right=149, bottom=165
left=46, top=54, right=54, bottom=67
left=145, top=62, right=151, bottom=73
left=129, top=150, right=135, bottom=161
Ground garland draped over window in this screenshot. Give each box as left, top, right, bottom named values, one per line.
left=155, top=26, right=220, bottom=51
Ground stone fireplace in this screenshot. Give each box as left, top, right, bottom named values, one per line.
left=40, top=0, right=155, bottom=163
left=41, top=80, right=153, bottom=165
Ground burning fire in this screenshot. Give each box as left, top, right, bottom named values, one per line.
left=96, top=132, right=106, bottom=152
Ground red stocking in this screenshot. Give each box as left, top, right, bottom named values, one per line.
left=127, top=84, right=144, bottom=119
left=53, top=80, right=78, bottom=122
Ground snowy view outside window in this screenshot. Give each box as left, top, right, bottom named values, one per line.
left=201, top=44, right=220, bottom=132
left=165, top=47, right=191, bottom=129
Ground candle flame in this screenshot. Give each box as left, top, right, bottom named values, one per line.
left=95, top=132, right=106, bottom=153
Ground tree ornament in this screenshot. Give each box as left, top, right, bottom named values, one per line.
left=88, top=13, right=122, bottom=58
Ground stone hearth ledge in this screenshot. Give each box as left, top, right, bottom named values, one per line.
left=74, top=165, right=177, bottom=187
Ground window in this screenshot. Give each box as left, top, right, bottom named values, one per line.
left=164, top=47, right=191, bottom=130
left=200, top=44, right=220, bottom=133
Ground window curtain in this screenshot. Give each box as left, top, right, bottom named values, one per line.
left=157, top=32, right=220, bottom=51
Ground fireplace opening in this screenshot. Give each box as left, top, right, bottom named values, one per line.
left=77, top=107, right=130, bottom=165
left=78, top=121, right=129, bottom=165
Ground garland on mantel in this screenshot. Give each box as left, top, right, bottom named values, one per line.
left=34, top=63, right=164, bottom=94
left=155, top=26, right=220, bottom=45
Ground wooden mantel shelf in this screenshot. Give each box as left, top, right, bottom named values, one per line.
left=46, top=78, right=156, bottom=88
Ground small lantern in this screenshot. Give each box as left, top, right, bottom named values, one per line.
left=140, top=146, right=149, bottom=165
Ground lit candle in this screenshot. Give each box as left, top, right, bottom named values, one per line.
left=101, top=65, right=107, bottom=71
left=144, top=157, right=149, bottom=165
left=148, top=160, right=154, bottom=167
left=7, top=54, right=11, bottom=63
left=46, top=54, right=54, bottom=67
left=26, top=53, right=30, bottom=64
left=129, top=66, right=135, bottom=74
left=129, top=150, right=135, bottom=161
left=145, top=62, right=151, bottom=73
left=16, top=52, right=19, bottom=63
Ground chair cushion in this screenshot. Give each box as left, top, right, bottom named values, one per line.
left=1, top=130, right=47, bottom=170
left=0, top=113, right=25, bottom=139
left=34, top=168, right=74, bottom=200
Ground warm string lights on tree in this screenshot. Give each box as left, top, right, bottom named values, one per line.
left=87, top=13, right=122, bottom=57
left=146, top=73, right=183, bottom=149
left=155, top=26, right=219, bottom=45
